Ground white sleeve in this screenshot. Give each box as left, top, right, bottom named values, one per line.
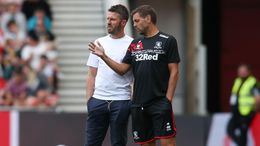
left=43, top=65, right=53, bottom=77
left=87, top=53, right=99, bottom=68
left=1, top=14, right=8, bottom=33
left=21, top=47, right=31, bottom=60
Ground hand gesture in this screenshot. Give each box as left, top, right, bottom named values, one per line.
left=88, top=41, right=105, bottom=58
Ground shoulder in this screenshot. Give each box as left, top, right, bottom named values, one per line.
left=44, top=16, right=51, bottom=21
left=1, top=13, right=9, bottom=18
left=96, top=35, right=110, bottom=42
left=22, top=45, right=31, bottom=51
left=17, top=13, right=25, bottom=17
left=38, top=42, right=48, bottom=48
left=28, top=17, right=36, bottom=23
left=158, top=32, right=177, bottom=42
left=124, top=35, right=134, bottom=42
left=131, top=36, right=144, bottom=44
left=250, top=76, right=260, bottom=86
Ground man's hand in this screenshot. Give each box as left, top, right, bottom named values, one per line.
left=88, top=41, right=131, bottom=75
left=88, top=41, right=105, bottom=58
left=166, top=96, right=172, bottom=103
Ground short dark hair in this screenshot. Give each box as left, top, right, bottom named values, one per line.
left=27, top=30, right=39, bottom=42
left=108, top=4, right=129, bottom=21
left=131, top=5, right=157, bottom=24
left=34, top=7, right=45, bottom=13
left=13, top=66, right=23, bottom=76
left=40, top=55, right=48, bottom=60
left=7, top=19, right=16, bottom=27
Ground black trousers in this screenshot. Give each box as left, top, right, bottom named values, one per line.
left=227, top=112, right=255, bottom=146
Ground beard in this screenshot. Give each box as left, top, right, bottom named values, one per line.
left=135, top=26, right=147, bottom=36
left=139, top=31, right=145, bottom=35
left=107, top=24, right=122, bottom=35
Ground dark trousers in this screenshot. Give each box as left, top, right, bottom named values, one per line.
left=84, top=97, right=131, bottom=146
left=227, top=112, right=255, bottom=146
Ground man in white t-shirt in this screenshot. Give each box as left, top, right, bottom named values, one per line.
left=85, top=4, right=133, bottom=146
left=21, top=31, right=47, bottom=70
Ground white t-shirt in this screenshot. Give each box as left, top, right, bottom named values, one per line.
left=42, top=64, right=54, bottom=77
left=87, top=35, right=133, bottom=100
left=21, top=42, right=47, bottom=70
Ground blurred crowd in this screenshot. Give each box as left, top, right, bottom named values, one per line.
left=0, top=0, right=60, bottom=109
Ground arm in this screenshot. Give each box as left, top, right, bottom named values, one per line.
left=88, top=42, right=130, bottom=75
left=1, top=14, right=9, bottom=33
left=253, top=84, right=260, bottom=111
left=27, top=17, right=35, bottom=31
left=166, top=63, right=179, bottom=102
left=86, top=66, right=97, bottom=101
left=18, top=13, right=27, bottom=34
left=21, top=48, right=33, bottom=65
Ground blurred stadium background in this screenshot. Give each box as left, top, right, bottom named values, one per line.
left=1, top=0, right=260, bottom=145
